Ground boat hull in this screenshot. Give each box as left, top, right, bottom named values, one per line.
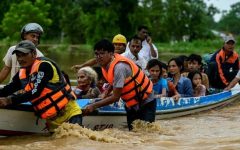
left=0, top=89, right=239, bottom=135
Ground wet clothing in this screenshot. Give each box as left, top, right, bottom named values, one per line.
left=101, top=54, right=155, bottom=130
left=46, top=100, right=82, bottom=132
left=208, top=48, right=239, bottom=89
left=125, top=98, right=156, bottom=130
left=102, top=54, right=153, bottom=108
left=19, top=58, right=78, bottom=119
left=0, top=57, right=82, bottom=132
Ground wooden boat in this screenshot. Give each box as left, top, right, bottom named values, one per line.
left=0, top=86, right=239, bottom=136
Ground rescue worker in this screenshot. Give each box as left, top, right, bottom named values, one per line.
left=112, top=34, right=127, bottom=54
left=71, top=34, right=127, bottom=72
left=224, top=70, right=240, bottom=91
left=84, top=39, right=156, bottom=130
left=208, top=36, right=239, bottom=89
left=0, top=40, right=82, bottom=132
left=0, top=23, right=44, bottom=83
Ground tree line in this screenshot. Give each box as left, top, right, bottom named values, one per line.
left=0, top=0, right=239, bottom=44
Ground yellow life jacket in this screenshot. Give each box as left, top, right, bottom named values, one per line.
left=101, top=53, right=153, bottom=107
left=19, top=57, right=76, bottom=119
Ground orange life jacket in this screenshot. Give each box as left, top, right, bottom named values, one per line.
left=215, top=49, right=239, bottom=86
left=19, top=57, right=76, bottom=119
left=101, top=53, right=153, bottom=108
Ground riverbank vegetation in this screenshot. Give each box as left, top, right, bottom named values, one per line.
left=0, top=0, right=240, bottom=44
left=1, top=38, right=239, bottom=60
left=0, top=0, right=240, bottom=81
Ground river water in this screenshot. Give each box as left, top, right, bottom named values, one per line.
left=0, top=100, right=240, bottom=150
left=1, top=50, right=240, bottom=149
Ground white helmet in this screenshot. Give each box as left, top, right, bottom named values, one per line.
left=21, top=23, right=44, bottom=40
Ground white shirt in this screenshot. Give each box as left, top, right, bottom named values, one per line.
left=121, top=51, right=148, bottom=75
left=126, top=39, right=158, bottom=62
left=3, top=45, right=44, bottom=81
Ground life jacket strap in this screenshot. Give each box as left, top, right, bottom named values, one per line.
left=124, top=68, right=141, bottom=86
left=122, top=73, right=150, bottom=102
left=33, top=85, right=73, bottom=118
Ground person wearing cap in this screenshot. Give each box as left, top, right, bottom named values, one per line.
left=125, top=25, right=158, bottom=62
left=0, top=40, right=82, bottom=132
left=71, top=34, right=127, bottom=71
left=208, top=36, right=239, bottom=89
left=0, top=23, right=44, bottom=83
left=112, top=34, right=127, bottom=54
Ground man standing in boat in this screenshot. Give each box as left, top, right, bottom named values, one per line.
left=121, top=35, right=148, bottom=75
left=125, top=25, right=158, bottom=62
left=207, top=36, right=239, bottom=89
left=0, top=40, right=82, bottom=132
left=84, top=39, right=156, bottom=130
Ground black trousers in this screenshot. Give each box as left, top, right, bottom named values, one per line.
left=125, top=99, right=156, bottom=130
left=68, top=114, right=83, bottom=126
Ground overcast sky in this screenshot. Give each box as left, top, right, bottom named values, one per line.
left=204, top=0, right=240, bottom=21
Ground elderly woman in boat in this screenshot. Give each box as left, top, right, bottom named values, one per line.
left=74, top=66, right=101, bottom=99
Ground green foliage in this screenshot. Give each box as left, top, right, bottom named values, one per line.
left=84, top=7, right=120, bottom=44
left=0, top=0, right=52, bottom=42
left=163, top=0, right=213, bottom=41
left=43, top=0, right=65, bottom=41
left=60, top=0, right=138, bottom=44
left=0, top=0, right=223, bottom=43
left=217, top=2, right=240, bottom=35
left=61, top=4, right=87, bottom=44
left=157, top=39, right=223, bottom=54
left=0, top=0, right=23, bottom=38
left=128, top=0, right=216, bottom=42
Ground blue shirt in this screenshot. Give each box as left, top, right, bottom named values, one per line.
left=169, top=76, right=193, bottom=97
left=153, top=78, right=168, bottom=94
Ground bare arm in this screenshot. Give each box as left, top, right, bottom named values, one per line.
left=98, top=85, right=113, bottom=99
left=146, top=36, right=157, bottom=58
left=156, top=88, right=167, bottom=98
left=224, top=77, right=240, bottom=91
left=84, top=88, right=122, bottom=114
left=161, top=88, right=167, bottom=97
left=0, top=65, right=11, bottom=83
left=202, top=73, right=209, bottom=90
left=71, top=58, right=97, bottom=72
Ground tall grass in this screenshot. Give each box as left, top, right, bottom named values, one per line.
left=156, top=39, right=240, bottom=55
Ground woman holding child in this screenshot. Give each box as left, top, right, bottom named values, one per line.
left=168, top=57, right=193, bottom=97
